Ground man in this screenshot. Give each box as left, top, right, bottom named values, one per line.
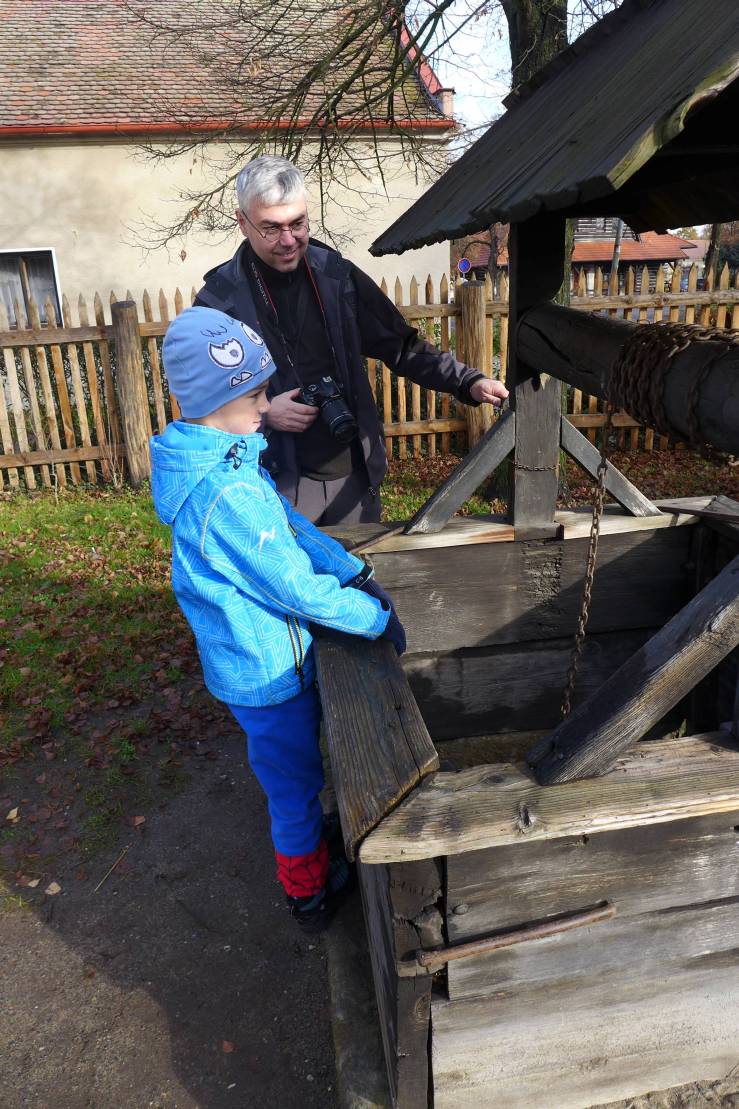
left=195, top=156, right=508, bottom=526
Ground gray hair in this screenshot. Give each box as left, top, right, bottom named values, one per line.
left=236, top=156, right=306, bottom=213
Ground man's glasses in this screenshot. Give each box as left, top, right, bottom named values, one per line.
left=242, top=211, right=310, bottom=244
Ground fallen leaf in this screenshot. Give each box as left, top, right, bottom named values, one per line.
left=27, top=878, right=41, bottom=888
left=222, top=1041, right=235, bottom=1054
left=45, top=881, right=62, bottom=896
left=127, top=815, right=146, bottom=828
left=5, top=807, right=19, bottom=823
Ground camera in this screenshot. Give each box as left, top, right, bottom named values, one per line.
left=298, top=376, right=358, bottom=443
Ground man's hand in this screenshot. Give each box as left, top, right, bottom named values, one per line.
left=265, top=388, right=319, bottom=433
left=469, top=377, right=509, bottom=407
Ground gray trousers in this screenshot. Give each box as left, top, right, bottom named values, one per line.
left=288, top=468, right=382, bottom=527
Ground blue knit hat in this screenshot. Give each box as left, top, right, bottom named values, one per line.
left=162, top=306, right=276, bottom=418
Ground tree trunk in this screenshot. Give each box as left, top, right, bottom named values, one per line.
left=500, top=0, right=568, bottom=87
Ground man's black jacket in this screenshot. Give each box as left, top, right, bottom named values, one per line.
left=194, top=239, right=483, bottom=501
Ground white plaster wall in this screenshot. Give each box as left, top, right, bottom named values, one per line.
left=0, top=139, right=451, bottom=315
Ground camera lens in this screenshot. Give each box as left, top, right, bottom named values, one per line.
left=325, top=407, right=358, bottom=443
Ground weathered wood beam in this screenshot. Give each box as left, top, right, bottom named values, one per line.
left=313, top=630, right=439, bottom=860
left=527, top=555, right=739, bottom=785
left=509, top=215, right=568, bottom=539
left=560, top=417, right=661, bottom=517
left=403, top=409, right=515, bottom=535
left=517, top=302, right=739, bottom=455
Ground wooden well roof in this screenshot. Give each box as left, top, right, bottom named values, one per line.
left=371, top=0, right=739, bottom=256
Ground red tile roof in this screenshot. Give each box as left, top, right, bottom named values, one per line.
left=1, top=1, right=452, bottom=137
left=464, top=231, right=693, bottom=269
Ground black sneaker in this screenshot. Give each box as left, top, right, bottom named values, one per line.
left=288, top=856, right=356, bottom=935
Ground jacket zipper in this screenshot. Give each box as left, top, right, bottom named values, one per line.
left=285, top=615, right=306, bottom=690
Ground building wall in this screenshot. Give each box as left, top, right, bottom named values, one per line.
left=0, top=138, right=450, bottom=312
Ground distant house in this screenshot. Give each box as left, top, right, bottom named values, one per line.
left=453, top=218, right=696, bottom=292
left=0, top=0, right=455, bottom=321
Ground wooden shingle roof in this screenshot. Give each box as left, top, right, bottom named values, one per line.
left=371, top=0, right=739, bottom=256
left=1, top=0, right=452, bottom=137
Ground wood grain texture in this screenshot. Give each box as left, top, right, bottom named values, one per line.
left=314, top=632, right=438, bottom=861
left=445, top=809, right=739, bottom=942
left=528, top=554, right=739, bottom=783
left=560, top=416, right=661, bottom=516
left=375, top=526, right=692, bottom=655
left=446, top=895, right=739, bottom=1001
left=404, top=630, right=656, bottom=739
left=431, top=959, right=739, bottom=1109
left=359, top=733, right=739, bottom=863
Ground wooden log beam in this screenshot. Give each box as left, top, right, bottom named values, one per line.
left=527, top=555, right=739, bottom=785
left=110, top=300, right=150, bottom=487
left=517, top=302, right=739, bottom=455
left=403, top=409, right=515, bottom=535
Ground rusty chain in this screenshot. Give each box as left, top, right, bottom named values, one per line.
left=560, top=319, right=738, bottom=719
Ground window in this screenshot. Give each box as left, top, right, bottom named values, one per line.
left=0, top=249, right=62, bottom=328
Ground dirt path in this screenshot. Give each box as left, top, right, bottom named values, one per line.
left=1, top=732, right=339, bottom=1109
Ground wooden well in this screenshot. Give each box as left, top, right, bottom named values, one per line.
left=316, top=504, right=739, bottom=1109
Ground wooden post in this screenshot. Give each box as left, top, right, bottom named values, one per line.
left=110, top=300, right=150, bottom=487
left=457, top=281, right=489, bottom=447
left=508, top=214, right=567, bottom=539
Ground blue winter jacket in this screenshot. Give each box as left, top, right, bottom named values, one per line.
left=150, top=421, right=389, bottom=706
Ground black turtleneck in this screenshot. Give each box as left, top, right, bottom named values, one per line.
left=245, top=248, right=362, bottom=480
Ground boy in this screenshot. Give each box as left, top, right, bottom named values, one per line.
left=150, top=306, right=405, bottom=934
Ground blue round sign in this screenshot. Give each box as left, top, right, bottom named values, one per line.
left=457, top=257, right=472, bottom=275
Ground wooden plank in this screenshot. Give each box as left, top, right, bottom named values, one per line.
left=27, top=295, right=66, bottom=488
left=358, top=733, right=739, bottom=863
left=0, top=445, right=123, bottom=469
left=94, top=293, right=122, bottom=452
left=314, top=632, right=438, bottom=862
left=445, top=809, right=739, bottom=945
left=528, top=555, right=739, bottom=784
left=110, top=300, right=151, bottom=486
left=77, top=295, right=112, bottom=483
left=403, top=410, right=515, bottom=535
left=377, top=525, right=692, bottom=655
left=447, top=896, right=739, bottom=1000
left=61, top=295, right=96, bottom=484
left=381, top=418, right=467, bottom=437
left=509, top=214, right=566, bottom=537
left=567, top=411, right=640, bottom=428
left=439, top=275, right=451, bottom=453
left=45, top=300, right=81, bottom=485
left=432, top=959, right=739, bottom=1109
left=12, top=297, right=50, bottom=487
left=0, top=304, right=32, bottom=487
left=358, top=860, right=434, bottom=1109
left=409, top=277, right=422, bottom=457
left=560, top=416, right=660, bottom=515
left=404, top=629, right=656, bottom=739
left=142, top=289, right=167, bottom=434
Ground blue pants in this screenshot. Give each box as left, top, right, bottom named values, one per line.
left=228, top=685, right=324, bottom=857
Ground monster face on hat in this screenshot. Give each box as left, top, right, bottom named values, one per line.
left=162, top=306, right=276, bottom=418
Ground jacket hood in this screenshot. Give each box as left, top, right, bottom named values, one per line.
left=150, top=421, right=266, bottom=525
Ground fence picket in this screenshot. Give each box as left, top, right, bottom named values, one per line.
left=409, top=277, right=422, bottom=456
left=45, top=299, right=82, bottom=484
left=13, top=297, right=51, bottom=487
left=77, top=295, right=111, bottom=481
left=0, top=301, right=35, bottom=488
left=143, top=289, right=167, bottom=433
left=439, top=274, right=451, bottom=453
left=61, top=295, right=96, bottom=483
left=394, top=278, right=407, bottom=459
left=94, top=293, right=122, bottom=453
left=424, top=274, right=437, bottom=458
left=28, top=295, right=66, bottom=487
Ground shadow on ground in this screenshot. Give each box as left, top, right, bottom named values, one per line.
left=2, top=731, right=340, bottom=1109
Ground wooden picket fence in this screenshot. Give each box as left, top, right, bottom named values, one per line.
left=0, top=261, right=737, bottom=490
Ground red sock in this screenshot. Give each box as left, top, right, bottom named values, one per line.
left=275, top=839, right=329, bottom=898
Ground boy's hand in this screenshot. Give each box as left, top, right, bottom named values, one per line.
left=381, top=608, right=407, bottom=656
